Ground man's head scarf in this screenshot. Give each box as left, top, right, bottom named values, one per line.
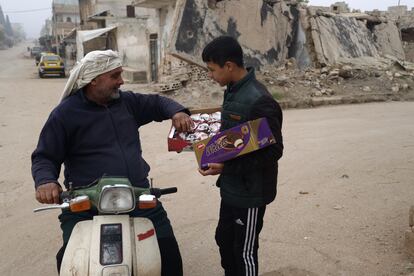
left=59, top=50, right=122, bottom=102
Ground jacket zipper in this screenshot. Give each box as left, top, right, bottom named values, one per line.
left=106, top=106, right=131, bottom=179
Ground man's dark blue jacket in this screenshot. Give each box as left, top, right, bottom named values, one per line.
left=31, top=89, right=186, bottom=189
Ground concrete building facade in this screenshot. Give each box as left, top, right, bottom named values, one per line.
left=53, top=0, right=80, bottom=41
left=77, top=0, right=161, bottom=83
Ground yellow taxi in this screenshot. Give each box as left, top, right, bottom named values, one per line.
left=38, top=54, right=65, bottom=78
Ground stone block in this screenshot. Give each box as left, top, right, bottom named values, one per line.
left=155, top=81, right=183, bottom=93
left=122, top=68, right=147, bottom=83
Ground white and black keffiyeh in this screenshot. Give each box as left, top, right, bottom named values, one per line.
left=59, top=50, right=122, bottom=102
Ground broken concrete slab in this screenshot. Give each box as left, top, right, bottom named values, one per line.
left=168, top=0, right=295, bottom=69
left=373, top=22, right=405, bottom=60
left=310, top=15, right=379, bottom=66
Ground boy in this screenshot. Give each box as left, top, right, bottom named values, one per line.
left=198, top=36, right=284, bottom=276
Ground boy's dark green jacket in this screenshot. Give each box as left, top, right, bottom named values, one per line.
left=217, top=68, right=284, bottom=208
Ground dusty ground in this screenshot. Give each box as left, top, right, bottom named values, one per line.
left=1, top=44, right=414, bottom=276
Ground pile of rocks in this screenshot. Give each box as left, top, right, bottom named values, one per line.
left=258, top=57, right=414, bottom=101
left=142, top=55, right=414, bottom=110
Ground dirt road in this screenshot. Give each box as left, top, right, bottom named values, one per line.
left=0, top=45, right=413, bottom=276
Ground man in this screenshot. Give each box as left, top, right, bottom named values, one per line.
left=198, top=36, right=284, bottom=276
left=32, top=50, right=192, bottom=275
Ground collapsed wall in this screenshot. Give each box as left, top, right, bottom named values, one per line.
left=168, top=0, right=407, bottom=70
left=373, top=22, right=405, bottom=60
left=309, top=13, right=378, bottom=66
left=168, top=0, right=301, bottom=69
left=399, top=12, right=414, bottom=62
left=308, top=8, right=405, bottom=66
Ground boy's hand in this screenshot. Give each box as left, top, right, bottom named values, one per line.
left=198, top=163, right=224, bottom=176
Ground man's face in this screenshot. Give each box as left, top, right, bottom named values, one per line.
left=206, top=61, right=232, bottom=87
left=91, top=67, right=124, bottom=103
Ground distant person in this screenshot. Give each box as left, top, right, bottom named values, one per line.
left=31, top=49, right=192, bottom=275
left=198, top=36, right=284, bottom=276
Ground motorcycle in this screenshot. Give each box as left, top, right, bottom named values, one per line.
left=34, top=177, right=177, bottom=276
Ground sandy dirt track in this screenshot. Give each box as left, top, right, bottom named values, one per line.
left=0, top=45, right=414, bottom=276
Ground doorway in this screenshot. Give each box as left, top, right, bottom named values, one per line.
left=149, top=33, right=158, bottom=82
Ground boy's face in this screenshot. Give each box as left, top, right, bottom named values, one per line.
left=206, top=61, right=232, bottom=87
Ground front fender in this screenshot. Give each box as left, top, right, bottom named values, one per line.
left=60, top=220, right=92, bottom=276
left=132, top=217, right=161, bottom=276
left=60, top=215, right=161, bottom=276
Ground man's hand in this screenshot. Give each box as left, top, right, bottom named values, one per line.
left=198, top=163, right=224, bottom=176
left=35, top=182, right=62, bottom=204
left=172, top=112, right=194, bottom=133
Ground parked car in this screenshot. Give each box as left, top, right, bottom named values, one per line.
left=35, top=51, right=53, bottom=66
left=38, top=54, right=65, bottom=78
left=30, top=46, right=42, bottom=58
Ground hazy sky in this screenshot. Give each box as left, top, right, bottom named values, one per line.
left=1, top=0, right=52, bottom=38
left=1, top=0, right=413, bottom=38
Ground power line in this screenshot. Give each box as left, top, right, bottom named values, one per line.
left=4, top=7, right=51, bottom=14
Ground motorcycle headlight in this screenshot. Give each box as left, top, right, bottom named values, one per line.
left=98, top=185, right=135, bottom=214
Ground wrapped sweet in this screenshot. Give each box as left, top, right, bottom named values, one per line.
left=196, top=123, right=210, bottom=132
left=190, top=113, right=202, bottom=122
left=209, top=122, right=221, bottom=133
left=210, top=112, right=221, bottom=121
left=186, top=133, right=198, bottom=142
left=196, top=132, right=208, bottom=141
left=200, top=113, right=210, bottom=122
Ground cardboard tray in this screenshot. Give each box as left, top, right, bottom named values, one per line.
left=168, top=107, right=221, bottom=152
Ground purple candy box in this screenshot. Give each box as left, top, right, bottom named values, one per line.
left=193, top=118, right=276, bottom=168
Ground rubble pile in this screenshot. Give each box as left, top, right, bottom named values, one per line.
left=255, top=57, right=414, bottom=107
left=155, top=56, right=209, bottom=93
left=151, top=56, right=414, bottom=110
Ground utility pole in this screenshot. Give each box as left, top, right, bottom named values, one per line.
left=398, top=0, right=401, bottom=6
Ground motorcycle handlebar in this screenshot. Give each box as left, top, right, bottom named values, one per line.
left=159, top=187, right=178, bottom=195
left=60, top=191, right=72, bottom=203
left=150, top=187, right=177, bottom=198
left=58, top=186, right=178, bottom=202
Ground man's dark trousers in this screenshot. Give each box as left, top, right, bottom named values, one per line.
left=215, top=200, right=266, bottom=276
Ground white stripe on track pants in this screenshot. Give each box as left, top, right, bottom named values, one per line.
left=215, top=201, right=266, bottom=276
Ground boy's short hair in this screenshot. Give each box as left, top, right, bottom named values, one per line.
left=202, top=36, right=244, bottom=68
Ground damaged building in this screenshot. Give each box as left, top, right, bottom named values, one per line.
left=161, top=1, right=409, bottom=82
left=52, top=0, right=80, bottom=55
left=308, top=5, right=405, bottom=66
left=158, top=0, right=410, bottom=87
left=71, top=0, right=159, bottom=82
left=388, top=6, right=414, bottom=62
left=63, top=0, right=413, bottom=88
